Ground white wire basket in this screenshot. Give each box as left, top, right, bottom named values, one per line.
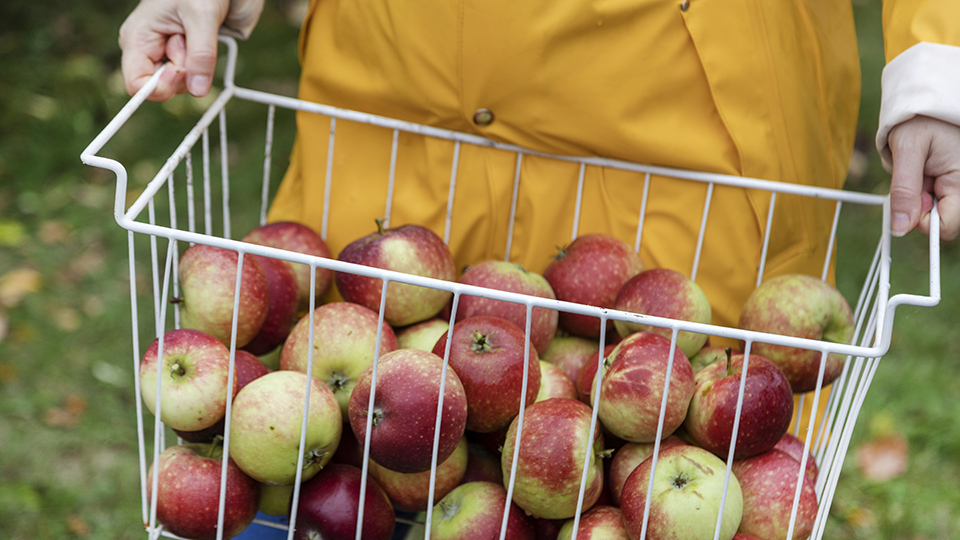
left=81, top=36, right=941, bottom=540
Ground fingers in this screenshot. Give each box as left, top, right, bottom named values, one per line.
left=180, top=3, right=229, bottom=97
left=887, top=122, right=929, bottom=237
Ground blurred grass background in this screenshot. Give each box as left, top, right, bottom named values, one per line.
left=0, top=0, right=958, bottom=538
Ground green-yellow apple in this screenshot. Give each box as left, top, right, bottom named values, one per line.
left=336, top=221, right=456, bottom=327
left=280, top=302, right=398, bottom=420
left=737, top=274, right=854, bottom=393
left=430, top=481, right=535, bottom=540
left=228, top=370, right=342, bottom=485
left=541, top=335, right=601, bottom=388
left=501, top=398, right=605, bottom=520
left=620, top=445, right=743, bottom=540
left=613, top=268, right=712, bottom=359
left=543, top=233, right=645, bottom=339
left=608, top=436, right=686, bottom=505
left=535, top=360, right=578, bottom=402
left=348, top=349, right=468, bottom=474
left=178, top=244, right=269, bottom=348
left=139, top=329, right=238, bottom=432
left=396, top=317, right=450, bottom=351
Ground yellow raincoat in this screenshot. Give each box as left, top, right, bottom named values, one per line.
left=266, top=0, right=959, bottom=426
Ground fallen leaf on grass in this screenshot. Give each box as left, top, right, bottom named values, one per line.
left=44, top=394, right=87, bottom=428
left=845, top=507, right=875, bottom=528
left=0, top=362, right=15, bottom=382
left=38, top=220, right=72, bottom=244
left=66, top=514, right=92, bottom=538
left=0, top=267, right=42, bottom=307
left=855, top=433, right=908, bottom=482
left=53, top=307, right=82, bottom=332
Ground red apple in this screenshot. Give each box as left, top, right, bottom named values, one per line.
left=541, top=335, right=601, bottom=386
left=396, top=317, right=450, bottom=351
left=613, top=268, right=712, bottom=359
left=228, top=370, right=342, bottom=485
left=368, top=436, right=469, bottom=512
left=178, top=244, right=270, bottom=348
left=336, top=220, right=456, bottom=327
left=608, top=436, right=686, bottom=505
left=620, top=445, right=743, bottom=540
left=594, top=332, right=695, bottom=443
left=461, top=442, right=505, bottom=485
left=456, top=260, right=559, bottom=354
left=140, top=329, right=238, bottom=432
left=173, top=349, right=270, bottom=443
left=241, top=254, right=299, bottom=355
left=242, top=221, right=334, bottom=312
left=294, top=463, right=395, bottom=540
left=683, top=353, right=794, bottom=459
left=576, top=343, right=618, bottom=405
left=432, top=316, right=541, bottom=433
left=731, top=449, right=819, bottom=540
left=348, top=348, right=468, bottom=474
left=501, top=398, right=605, bottom=520
left=147, top=443, right=260, bottom=540
left=533, top=518, right=566, bottom=540
left=557, top=505, right=628, bottom=540
left=738, top=274, right=854, bottom=393
left=543, top=234, right=645, bottom=339
left=280, top=302, right=399, bottom=420
left=774, top=433, right=819, bottom=482
left=430, top=481, right=535, bottom=540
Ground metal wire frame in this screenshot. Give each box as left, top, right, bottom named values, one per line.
left=81, top=36, right=941, bottom=540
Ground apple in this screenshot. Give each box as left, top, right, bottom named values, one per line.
left=731, top=449, right=819, bottom=540
left=242, top=221, right=334, bottom=312
left=594, top=332, right=695, bottom=443
left=461, top=442, right=505, bottom=485
left=147, top=443, right=260, bottom=540
left=430, top=481, right=535, bottom=540
left=140, top=328, right=238, bottom=432
left=533, top=518, right=566, bottom=540
left=683, top=353, right=794, bottom=459
left=368, top=436, right=469, bottom=512
left=774, top=433, right=819, bottom=482
left=280, top=302, right=399, bottom=420
left=608, top=436, right=686, bottom=505
left=348, top=348, right=468, bottom=474
left=173, top=349, right=270, bottom=443
left=501, top=398, right=605, bottom=520
left=228, top=370, right=342, bottom=485
left=620, top=445, right=743, bottom=540
left=336, top=220, right=456, bottom=327
left=396, top=317, right=450, bottom=351
left=432, top=316, right=541, bottom=433
left=177, top=244, right=270, bottom=348
left=294, top=463, right=395, bottom=540
left=535, top=360, right=578, bottom=402
left=456, top=260, right=559, bottom=354
left=557, top=505, right=628, bottom=540
left=613, top=268, right=712, bottom=359
left=258, top=482, right=294, bottom=516
left=737, top=273, right=854, bottom=393
left=576, top=343, right=618, bottom=405
left=543, top=233, right=645, bottom=339
left=541, top=335, right=601, bottom=387
left=241, top=254, right=299, bottom=356
left=690, top=345, right=739, bottom=374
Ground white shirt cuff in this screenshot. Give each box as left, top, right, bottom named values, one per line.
left=876, top=42, right=960, bottom=171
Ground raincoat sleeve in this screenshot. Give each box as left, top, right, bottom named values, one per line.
left=875, top=0, right=960, bottom=167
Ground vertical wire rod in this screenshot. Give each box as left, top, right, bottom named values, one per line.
left=504, top=152, right=523, bottom=262
left=321, top=117, right=337, bottom=241
left=259, top=104, right=276, bottom=226
left=219, top=109, right=232, bottom=239
left=444, top=141, right=461, bottom=245
left=383, top=129, right=399, bottom=229
left=691, top=182, right=714, bottom=281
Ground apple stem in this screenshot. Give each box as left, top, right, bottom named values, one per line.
left=207, top=436, right=223, bottom=458
left=170, top=362, right=186, bottom=378
left=471, top=332, right=493, bottom=353
left=375, top=217, right=385, bottom=235
left=725, top=347, right=733, bottom=378
left=550, top=245, right=568, bottom=261
left=597, top=448, right=614, bottom=460
left=304, top=448, right=328, bottom=469
left=169, top=297, right=183, bottom=304
left=371, top=409, right=383, bottom=427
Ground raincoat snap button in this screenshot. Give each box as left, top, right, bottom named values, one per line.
left=473, top=108, right=495, bottom=126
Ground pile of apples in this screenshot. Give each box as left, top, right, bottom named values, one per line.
left=141, top=219, right=855, bottom=540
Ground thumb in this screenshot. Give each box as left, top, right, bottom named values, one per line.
left=181, top=4, right=228, bottom=97
left=887, top=125, right=930, bottom=237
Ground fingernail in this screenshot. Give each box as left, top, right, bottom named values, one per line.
left=188, top=75, right=211, bottom=96
left=891, top=212, right=909, bottom=237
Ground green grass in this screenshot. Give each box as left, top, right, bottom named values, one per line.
left=1, top=0, right=959, bottom=538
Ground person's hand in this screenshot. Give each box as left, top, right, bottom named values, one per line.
left=119, top=0, right=230, bottom=101
left=887, top=115, right=960, bottom=241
